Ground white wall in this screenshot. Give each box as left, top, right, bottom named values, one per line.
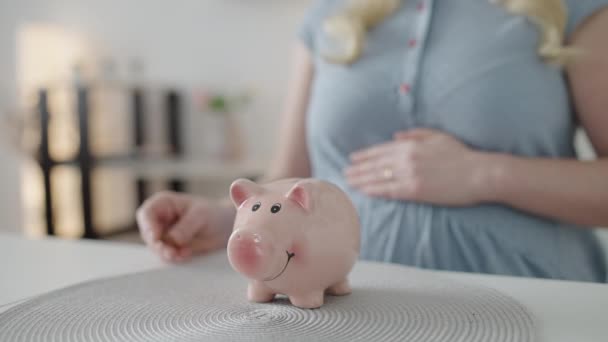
left=0, top=0, right=310, bottom=233
left=0, top=2, right=29, bottom=233
left=9, top=0, right=309, bottom=158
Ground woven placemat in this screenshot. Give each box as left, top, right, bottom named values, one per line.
left=0, top=252, right=536, bottom=341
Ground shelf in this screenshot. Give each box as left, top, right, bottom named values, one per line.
left=93, top=158, right=267, bottom=180
left=35, top=84, right=262, bottom=238
left=51, top=154, right=266, bottom=180
left=52, top=154, right=136, bottom=166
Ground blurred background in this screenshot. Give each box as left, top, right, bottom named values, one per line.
left=0, top=0, right=605, bottom=252
left=0, top=0, right=310, bottom=242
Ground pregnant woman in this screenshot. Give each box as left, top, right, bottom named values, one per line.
left=137, top=0, right=608, bottom=282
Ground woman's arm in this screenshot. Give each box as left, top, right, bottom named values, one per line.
left=346, top=129, right=608, bottom=227
left=568, top=7, right=608, bottom=156
left=263, top=42, right=315, bottom=181
left=478, top=155, right=608, bottom=227
left=479, top=8, right=608, bottom=227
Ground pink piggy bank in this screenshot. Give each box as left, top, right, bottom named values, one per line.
left=227, top=178, right=360, bottom=309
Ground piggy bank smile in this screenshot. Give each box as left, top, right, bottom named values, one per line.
left=264, top=250, right=296, bottom=282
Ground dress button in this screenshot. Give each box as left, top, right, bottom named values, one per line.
left=400, top=83, right=411, bottom=94
left=408, top=38, right=418, bottom=48
left=417, top=2, right=425, bottom=11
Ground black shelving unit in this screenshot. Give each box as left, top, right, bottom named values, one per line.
left=166, top=90, right=185, bottom=193
left=36, top=84, right=185, bottom=239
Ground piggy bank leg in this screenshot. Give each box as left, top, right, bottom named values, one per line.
left=289, top=291, right=325, bottom=309
left=247, top=281, right=276, bottom=303
left=326, top=279, right=352, bottom=296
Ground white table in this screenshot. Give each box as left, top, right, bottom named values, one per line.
left=1, top=233, right=607, bottom=341
left=0, top=234, right=166, bottom=310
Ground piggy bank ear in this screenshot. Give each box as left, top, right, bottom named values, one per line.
left=286, top=181, right=313, bottom=212
left=230, top=179, right=263, bottom=208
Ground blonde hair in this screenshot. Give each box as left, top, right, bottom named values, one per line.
left=322, top=0, right=577, bottom=65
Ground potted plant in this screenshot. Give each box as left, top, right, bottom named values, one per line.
left=195, top=89, right=253, bottom=161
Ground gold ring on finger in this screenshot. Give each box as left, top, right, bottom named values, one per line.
left=382, top=168, right=394, bottom=181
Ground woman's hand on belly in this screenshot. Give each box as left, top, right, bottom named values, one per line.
left=344, top=128, right=492, bottom=206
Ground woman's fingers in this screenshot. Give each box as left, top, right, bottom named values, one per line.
left=344, top=157, right=381, bottom=177
left=189, top=236, right=224, bottom=255
left=345, top=138, right=421, bottom=200
left=394, top=128, right=438, bottom=140
left=165, top=208, right=205, bottom=247
left=135, top=192, right=228, bottom=263
left=350, top=141, right=396, bottom=162
left=149, top=239, right=178, bottom=262
left=345, top=171, right=381, bottom=187
left=169, top=236, right=224, bottom=263
left=345, top=156, right=396, bottom=187
left=175, top=247, right=193, bottom=261
left=136, top=192, right=184, bottom=242
left=136, top=207, right=164, bottom=244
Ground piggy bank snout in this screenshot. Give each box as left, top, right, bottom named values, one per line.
left=227, top=229, right=277, bottom=279
left=232, top=231, right=262, bottom=244
left=230, top=229, right=273, bottom=251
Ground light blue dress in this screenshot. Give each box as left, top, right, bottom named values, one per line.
left=299, top=0, right=608, bottom=282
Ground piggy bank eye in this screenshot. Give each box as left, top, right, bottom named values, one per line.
left=252, top=202, right=261, bottom=212
left=270, top=203, right=282, bottom=214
